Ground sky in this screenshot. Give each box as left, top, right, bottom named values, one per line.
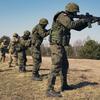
left=0, top=0, right=100, bottom=45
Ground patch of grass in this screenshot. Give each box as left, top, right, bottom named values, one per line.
left=0, top=57, right=100, bottom=100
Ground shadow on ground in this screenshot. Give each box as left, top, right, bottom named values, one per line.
left=71, top=81, right=99, bottom=89
left=26, top=68, right=50, bottom=72
left=0, top=68, right=13, bottom=72
left=70, top=68, right=92, bottom=72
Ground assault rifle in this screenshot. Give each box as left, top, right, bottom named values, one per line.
left=74, top=13, right=100, bottom=28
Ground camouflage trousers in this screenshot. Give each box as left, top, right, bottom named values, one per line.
left=0, top=52, right=6, bottom=62
left=17, top=50, right=27, bottom=69
left=8, top=53, right=18, bottom=67
left=31, top=45, right=42, bottom=75
left=47, top=44, right=69, bottom=90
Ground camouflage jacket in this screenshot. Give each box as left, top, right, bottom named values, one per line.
left=31, top=24, right=49, bottom=47
left=15, top=37, right=31, bottom=52
left=50, top=11, right=88, bottom=46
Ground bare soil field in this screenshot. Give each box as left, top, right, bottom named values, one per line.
left=0, top=57, right=100, bottom=100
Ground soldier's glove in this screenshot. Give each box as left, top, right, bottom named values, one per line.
left=91, top=18, right=98, bottom=23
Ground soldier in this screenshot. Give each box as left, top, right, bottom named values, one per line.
left=16, top=30, right=31, bottom=72
left=46, top=3, right=93, bottom=97
left=0, top=39, right=8, bottom=62
left=31, top=18, right=49, bottom=81
left=8, top=33, right=19, bottom=67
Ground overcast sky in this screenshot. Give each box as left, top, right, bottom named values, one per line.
left=0, top=0, right=100, bottom=45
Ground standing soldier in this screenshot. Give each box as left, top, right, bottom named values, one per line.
left=16, top=30, right=31, bottom=72
left=8, top=33, right=19, bottom=67
left=31, top=18, right=49, bottom=81
left=46, top=3, right=92, bottom=97
left=0, top=39, right=8, bottom=62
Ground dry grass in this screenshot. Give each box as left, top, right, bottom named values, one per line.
left=0, top=57, right=100, bottom=100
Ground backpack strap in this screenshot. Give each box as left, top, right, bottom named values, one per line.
left=53, top=11, right=66, bottom=22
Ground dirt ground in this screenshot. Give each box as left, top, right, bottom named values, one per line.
left=0, top=57, right=100, bottom=100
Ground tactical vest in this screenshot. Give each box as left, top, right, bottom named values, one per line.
left=50, top=11, right=71, bottom=46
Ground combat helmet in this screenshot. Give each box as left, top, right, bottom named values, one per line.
left=39, top=18, right=48, bottom=25
left=24, top=30, right=30, bottom=36
left=13, top=33, right=18, bottom=37
left=65, top=2, right=79, bottom=12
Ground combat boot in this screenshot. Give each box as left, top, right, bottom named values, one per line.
left=19, top=67, right=23, bottom=72
left=21, top=67, right=26, bottom=72
left=8, top=64, right=12, bottom=67
left=32, top=76, right=42, bottom=81
left=36, top=72, right=41, bottom=77
left=61, top=84, right=74, bottom=91
left=32, top=74, right=42, bottom=81
left=46, top=90, right=62, bottom=97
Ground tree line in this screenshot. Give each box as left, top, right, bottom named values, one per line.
left=0, top=35, right=100, bottom=60
left=40, top=38, right=100, bottom=60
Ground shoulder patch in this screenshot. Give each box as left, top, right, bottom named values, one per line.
left=63, top=13, right=67, bottom=16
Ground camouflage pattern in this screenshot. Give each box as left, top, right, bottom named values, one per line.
left=16, top=31, right=31, bottom=72
left=39, top=18, right=48, bottom=25
left=31, top=18, right=49, bottom=78
left=65, top=2, right=79, bottom=12
left=8, top=36, right=18, bottom=67
left=13, top=33, right=19, bottom=37
left=47, top=9, right=88, bottom=92
left=0, top=40, right=8, bottom=62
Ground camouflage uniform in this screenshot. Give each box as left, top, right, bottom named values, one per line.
left=16, top=31, right=31, bottom=72
left=46, top=3, right=89, bottom=97
left=8, top=33, right=19, bottom=67
left=31, top=18, right=49, bottom=80
left=0, top=39, right=8, bottom=62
